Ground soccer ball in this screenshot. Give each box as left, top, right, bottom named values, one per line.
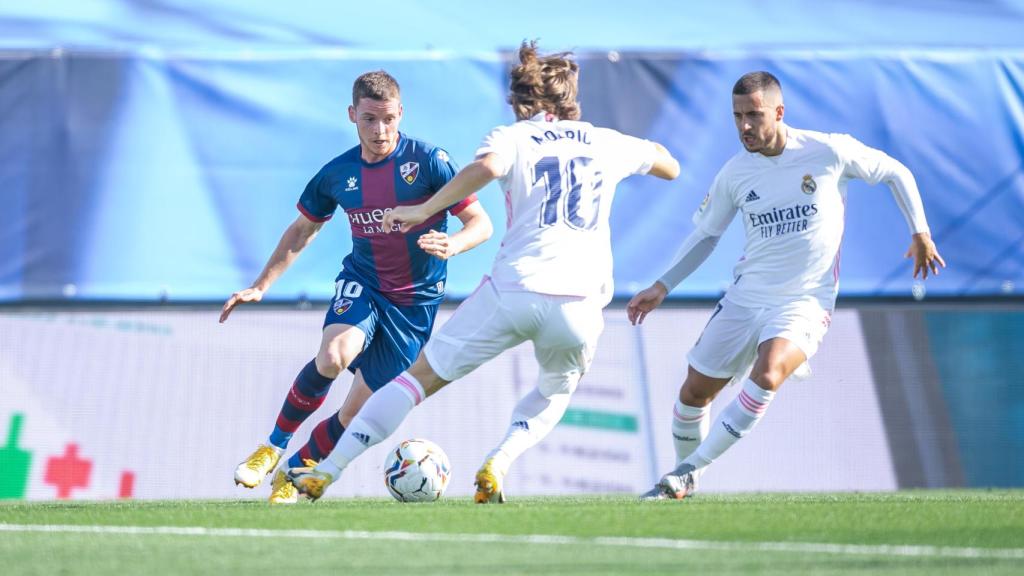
left=383, top=438, right=451, bottom=502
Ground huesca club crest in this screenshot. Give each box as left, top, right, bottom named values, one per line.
left=400, top=162, right=420, bottom=185
left=333, top=298, right=353, bottom=315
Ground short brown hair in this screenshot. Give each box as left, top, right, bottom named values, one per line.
left=508, top=40, right=580, bottom=121
left=733, top=71, right=782, bottom=96
left=352, top=70, right=400, bottom=106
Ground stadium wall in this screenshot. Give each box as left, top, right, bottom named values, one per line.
left=2, top=304, right=1020, bottom=501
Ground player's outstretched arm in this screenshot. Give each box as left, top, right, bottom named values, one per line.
left=648, top=142, right=680, bottom=180
left=840, top=137, right=944, bottom=280
left=417, top=201, right=493, bottom=260
left=905, top=231, right=946, bottom=279
left=219, top=214, right=322, bottom=323
left=627, top=226, right=721, bottom=326
left=873, top=160, right=945, bottom=280
left=384, top=154, right=503, bottom=234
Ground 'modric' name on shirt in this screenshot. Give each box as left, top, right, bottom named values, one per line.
left=476, top=115, right=658, bottom=302
left=530, top=129, right=592, bottom=145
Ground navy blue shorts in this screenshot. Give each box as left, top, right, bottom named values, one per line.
left=323, top=270, right=438, bottom=391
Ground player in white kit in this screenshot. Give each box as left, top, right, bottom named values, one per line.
left=629, top=71, right=946, bottom=500
left=287, top=41, right=680, bottom=502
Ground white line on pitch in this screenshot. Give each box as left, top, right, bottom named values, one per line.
left=1, top=524, right=1021, bottom=560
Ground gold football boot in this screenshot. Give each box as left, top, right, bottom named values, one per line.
left=268, top=459, right=318, bottom=504
left=286, top=467, right=335, bottom=502
left=473, top=458, right=507, bottom=504
left=234, top=444, right=281, bottom=488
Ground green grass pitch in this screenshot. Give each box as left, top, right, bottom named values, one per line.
left=2, top=491, right=1022, bottom=575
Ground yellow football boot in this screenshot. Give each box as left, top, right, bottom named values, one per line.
left=234, top=444, right=281, bottom=489
left=286, top=466, right=334, bottom=502
left=268, top=459, right=318, bottom=505
left=473, top=458, right=507, bottom=504
left=268, top=468, right=298, bottom=504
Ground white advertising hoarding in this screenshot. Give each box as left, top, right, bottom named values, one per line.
left=0, top=306, right=895, bottom=501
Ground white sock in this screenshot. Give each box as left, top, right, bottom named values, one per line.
left=485, top=388, right=571, bottom=476
left=315, top=371, right=425, bottom=479
left=671, top=399, right=710, bottom=465
left=683, top=378, right=775, bottom=471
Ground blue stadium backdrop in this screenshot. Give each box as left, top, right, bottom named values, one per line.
left=1, top=1, right=1022, bottom=301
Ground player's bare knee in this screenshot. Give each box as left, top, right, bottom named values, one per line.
left=315, top=353, right=345, bottom=379
left=680, top=384, right=714, bottom=407
left=680, top=368, right=724, bottom=405
left=749, top=367, right=785, bottom=391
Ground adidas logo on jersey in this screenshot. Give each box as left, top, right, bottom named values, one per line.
left=745, top=190, right=761, bottom=203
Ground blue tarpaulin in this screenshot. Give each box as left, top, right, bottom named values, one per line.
left=1, top=1, right=1022, bottom=301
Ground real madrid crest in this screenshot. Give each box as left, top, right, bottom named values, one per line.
left=400, top=162, right=420, bottom=185
left=801, top=174, right=817, bottom=195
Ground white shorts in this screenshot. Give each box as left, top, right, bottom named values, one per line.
left=687, top=297, right=832, bottom=380
left=424, top=277, right=604, bottom=397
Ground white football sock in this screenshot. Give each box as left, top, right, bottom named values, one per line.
left=683, top=378, right=775, bottom=471
left=315, top=372, right=424, bottom=479
left=486, top=388, right=571, bottom=475
left=671, top=399, right=710, bottom=465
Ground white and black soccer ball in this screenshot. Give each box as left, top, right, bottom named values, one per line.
left=383, top=438, right=451, bottom=502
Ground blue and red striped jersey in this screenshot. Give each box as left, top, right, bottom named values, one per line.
left=297, top=134, right=476, bottom=306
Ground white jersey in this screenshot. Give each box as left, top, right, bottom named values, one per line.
left=695, top=127, right=922, bottom=309
left=476, top=113, right=658, bottom=302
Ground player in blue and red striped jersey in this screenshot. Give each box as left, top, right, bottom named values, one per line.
left=220, top=70, right=492, bottom=504
left=287, top=42, right=679, bottom=504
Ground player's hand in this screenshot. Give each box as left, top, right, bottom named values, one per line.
left=627, top=282, right=669, bottom=326
left=905, top=232, right=946, bottom=280
left=418, top=229, right=459, bottom=260
left=220, top=287, right=264, bottom=323
left=383, top=205, right=428, bottom=234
